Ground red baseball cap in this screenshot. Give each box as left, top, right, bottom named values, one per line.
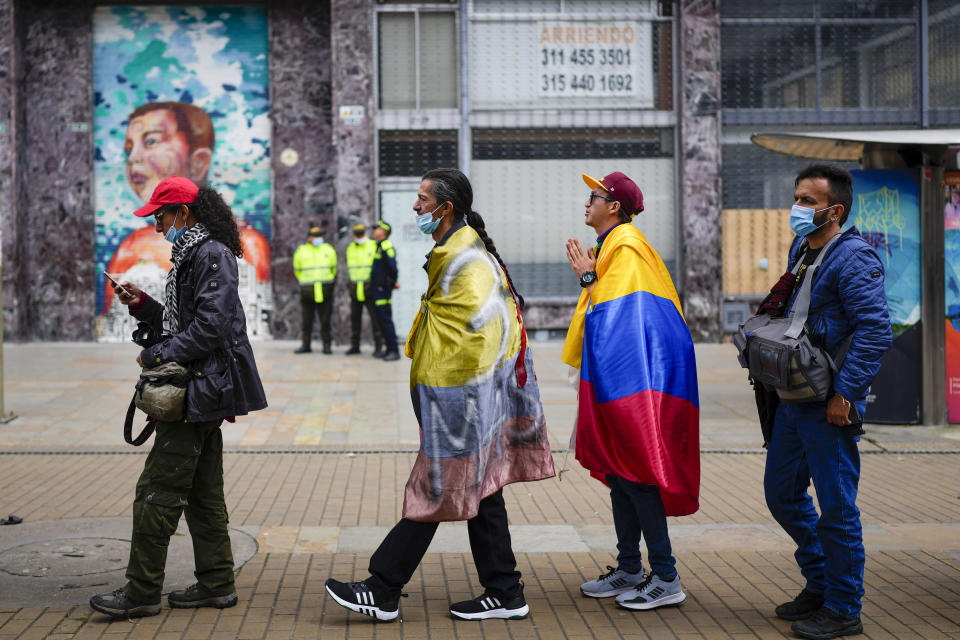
left=133, top=177, right=200, bottom=217
left=582, top=171, right=644, bottom=217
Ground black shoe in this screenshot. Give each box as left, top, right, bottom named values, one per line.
left=776, top=588, right=826, bottom=621
left=372, top=348, right=385, bottom=358
left=90, top=588, right=161, bottom=619
left=325, top=578, right=404, bottom=622
left=294, top=345, right=312, bottom=354
left=345, top=347, right=361, bottom=355
left=168, top=583, right=238, bottom=609
left=449, top=589, right=529, bottom=620
left=322, top=345, right=332, bottom=354
left=791, top=607, right=863, bottom=639
left=382, top=351, right=400, bottom=361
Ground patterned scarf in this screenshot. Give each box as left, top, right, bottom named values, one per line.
left=163, top=222, right=210, bottom=334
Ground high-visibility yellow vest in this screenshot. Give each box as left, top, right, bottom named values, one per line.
left=346, top=238, right=377, bottom=282
left=293, top=242, right=338, bottom=285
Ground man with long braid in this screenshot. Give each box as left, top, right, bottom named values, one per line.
left=325, top=168, right=555, bottom=622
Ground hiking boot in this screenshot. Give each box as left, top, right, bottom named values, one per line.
left=776, top=588, right=825, bottom=621
left=616, top=573, right=686, bottom=610
left=449, top=589, right=529, bottom=620
left=168, top=583, right=238, bottom=609
left=580, top=565, right=646, bottom=598
left=382, top=351, right=400, bottom=361
left=791, top=607, right=863, bottom=639
left=294, top=345, right=311, bottom=354
left=325, top=578, right=403, bottom=622
left=345, top=346, right=361, bottom=355
left=90, top=588, right=161, bottom=619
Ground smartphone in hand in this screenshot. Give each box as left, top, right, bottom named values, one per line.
left=103, top=271, right=133, bottom=298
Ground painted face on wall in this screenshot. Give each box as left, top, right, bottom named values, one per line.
left=124, top=108, right=197, bottom=202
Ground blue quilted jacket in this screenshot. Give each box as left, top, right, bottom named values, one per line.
left=786, top=226, right=893, bottom=402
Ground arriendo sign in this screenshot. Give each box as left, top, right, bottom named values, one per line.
left=538, top=24, right=637, bottom=45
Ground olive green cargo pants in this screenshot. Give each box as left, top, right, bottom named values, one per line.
left=122, top=419, right=235, bottom=603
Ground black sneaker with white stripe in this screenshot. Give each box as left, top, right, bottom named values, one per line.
left=449, top=590, right=530, bottom=620
left=325, top=578, right=403, bottom=622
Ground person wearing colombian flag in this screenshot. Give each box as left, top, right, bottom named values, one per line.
left=563, top=171, right=700, bottom=611
left=326, top=168, right=555, bottom=622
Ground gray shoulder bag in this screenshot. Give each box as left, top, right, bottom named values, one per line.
left=734, top=233, right=845, bottom=404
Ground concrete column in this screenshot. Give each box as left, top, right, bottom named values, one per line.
left=679, top=0, right=723, bottom=341
left=268, top=1, right=334, bottom=339
left=0, top=0, right=18, bottom=339
left=330, top=0, right=376, bottom=345
left=16, top=0, right=94, bottom=340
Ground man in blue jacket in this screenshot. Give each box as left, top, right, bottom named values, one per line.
left=765, top=164, right=892, bottom=640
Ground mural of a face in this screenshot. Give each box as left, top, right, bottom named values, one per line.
left=124, top=107, right=212, bottom=202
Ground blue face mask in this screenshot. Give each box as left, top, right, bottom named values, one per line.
left=164, top=210, right=187, bottom=243
left=311, top=237, right=324, bottom=246
left=416, top=204, right=445, bottom=234
left=790, top=203, right=837, bottom=237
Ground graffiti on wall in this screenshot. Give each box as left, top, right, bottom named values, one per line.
left=944, top=171, right=960, bottom=423
left=849, top=169, right=922, bottom=423
left=93, top=6, right=271, bottom=341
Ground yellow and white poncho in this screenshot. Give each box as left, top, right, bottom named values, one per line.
left=403, top=223, right=555, bottom=522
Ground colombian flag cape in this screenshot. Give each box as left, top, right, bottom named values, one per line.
left=562, top=223, right=700, bottom=516
left=403, top=224, right=555, bottom=522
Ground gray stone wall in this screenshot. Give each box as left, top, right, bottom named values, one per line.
left=268, top=1, right=335, bottom=340
left=679, top=0, right=723, bottom=341
left=0, top=0, right=17, bottom=338
left=10, top=0, right=94, bottom=340
left=330, top=0, right=377, bottom=346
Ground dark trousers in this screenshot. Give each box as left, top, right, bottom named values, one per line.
left=368, top=490, right=521, bottom=598
left=349, top=283, right=382, bottom=350
left=300, top=283, right=334, bottom=348
left=371, top=284, right=398, bottom=353
left=764, top=402, right=864, bottom=618
left=124, top=420, right=235, bottom=603
left=607, top=474, right=677, bottom=580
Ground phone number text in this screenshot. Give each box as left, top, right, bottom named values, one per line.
left=540, top=73, right=634, bottom=94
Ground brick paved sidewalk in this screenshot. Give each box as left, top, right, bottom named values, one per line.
left=1, top=451, right=958, bottom=639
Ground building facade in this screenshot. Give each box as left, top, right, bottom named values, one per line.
left=0, top=1, right=956, bottom=343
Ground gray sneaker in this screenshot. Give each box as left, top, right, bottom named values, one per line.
left=580, top=565, right=646, bottom=598
left=616, top=573, right=686, bottom=610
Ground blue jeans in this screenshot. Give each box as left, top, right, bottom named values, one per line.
left=607, top=474, right=677, bottom=580
left=764, top=402, right=864, bottom=618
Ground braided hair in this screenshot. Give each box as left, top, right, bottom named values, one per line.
left=156, top=187, right=243, bottom=258
left=422, top=168, right=524, bottom=311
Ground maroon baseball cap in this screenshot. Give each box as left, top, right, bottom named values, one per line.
left=582, top=171, right=644, bottom=217
left=133, top=177, right=200, bottom=217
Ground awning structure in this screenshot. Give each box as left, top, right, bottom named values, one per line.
left=750, top=129, right=960, bottom=162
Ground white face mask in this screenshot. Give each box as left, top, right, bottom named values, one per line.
left=353, top=236, right=365, bottom=244
left=311, top=237, right=324, bottom=246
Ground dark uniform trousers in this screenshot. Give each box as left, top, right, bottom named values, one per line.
left=349, top=282, right=383, bottom=350
left=371, top=284, right=398, bottom=353
left=300, top=282, right=335, bottom=348
left=123, top=419, right=235, bottom=603
left=367, top=490, right=521, bottom=598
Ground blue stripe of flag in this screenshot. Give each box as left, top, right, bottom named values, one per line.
left=581, top=290, right=699, bottom=407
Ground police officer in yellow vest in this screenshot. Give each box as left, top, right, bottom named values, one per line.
left=370, top=220, right=399, bottom=360
left=345, top=223, right=381, bottom=355
left=293, top=224, right=338, bottom=354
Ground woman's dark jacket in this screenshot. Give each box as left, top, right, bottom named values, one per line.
left=131, top=238, right=267, bottom=422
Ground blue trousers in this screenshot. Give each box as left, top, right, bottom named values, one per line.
left=607, top=474, right=677, bottom=580
left=764, top=402, right=864, bottom=618
left=371, top=284, right=398, bottom=353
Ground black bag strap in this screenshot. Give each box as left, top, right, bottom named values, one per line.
left=785, top=233, right=844, bottom=339
left=124, top=395, right=156, bottom=446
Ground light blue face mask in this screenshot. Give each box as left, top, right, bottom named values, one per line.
left=311, top=237, right=324, bottom=246
left=164, top=210, right=187, bottom=243
left=416, top=204, right=445, bottom=234
left=790, top=203, right=837, bottom=237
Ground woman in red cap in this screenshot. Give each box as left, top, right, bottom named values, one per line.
left=90, top=177, right=267, bottom=619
